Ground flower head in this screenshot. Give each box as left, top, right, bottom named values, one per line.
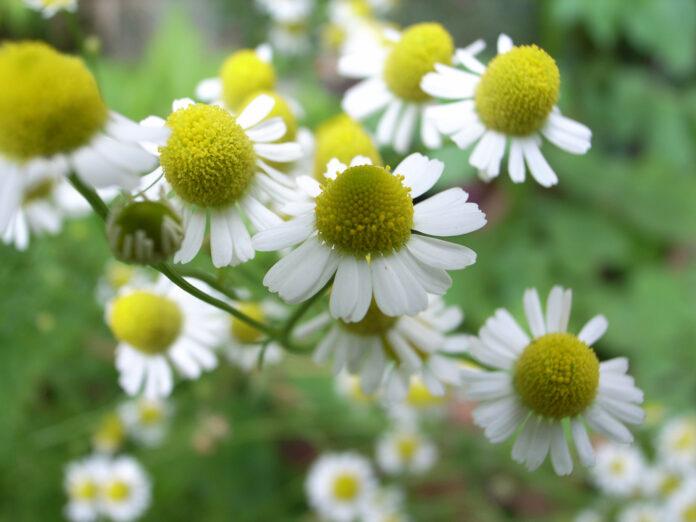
left=376, top=426, right=437, bottom=475
left=591, top=442, right=645, bottom=496
left=23, top=0, right=77, bottom=17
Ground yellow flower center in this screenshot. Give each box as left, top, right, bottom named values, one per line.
left=0, top=41, right=107, bottom=161
left=71, top=480, right=98, bottom=501
left=315, top=165, right=412, bottom=256
left=22, top=178, right=55, bottom=204
left=383, top=23, right=454, bottom=102
left=138, top=402, right=164, bottom=424
left=609, top=458, right=626, bottom=475
left=406, top=376, right=447, bottom=407
left=106, top=262, right=136, bottom=289
left=683, top=502, right=696, bottom=522
left=92, top=412, right=125, bottom=451
left=220, top=49, right=276, bottom=111
left=475, top=45, right=560, bottom=136
left=659, top=472, right=681, bottom=496
left=396, top=436, right=418, bottom=461
left=109, top=291, right=183, bottom=355
left=104, top=480, right=131, bottom=502
left=332, top=473, right=360, bottom=501
left=160, top=103, right=256, bottom=208
left=313, top=114, right=382, bottom=181
left=231, top=302, right=266, bottom=343
left=513, top=332, right=599, bottom=419
left=346, top=375, right=375, bottom=403
left=339, top=300, right=398, bottom=336
left=673, top=424, right=696, bottom=451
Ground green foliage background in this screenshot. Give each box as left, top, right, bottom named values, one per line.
left=0, top=0, right=695, bottom=520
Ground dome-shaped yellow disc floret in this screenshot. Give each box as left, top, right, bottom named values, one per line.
left=313, top=114, right=382, bottom=180
left=0, top=41, right=107, bottom=160
left=231, top=302, right=266, bottom=343
left=332, top=473, right=360, bottom=501
left=314, top=165, right=413, bottom=256
left=160, top=103, right=256, bottom=208
left=109, top=291, right=183, bottom=355
left=340, top=299, right=398, bottom=335
left=514, top=332, right=599, bottom=419
left=220, top=49, right=276, bottom=111
left=475, top=45, right=560, bottom=136
left=383, top=23, right=454, bottom=102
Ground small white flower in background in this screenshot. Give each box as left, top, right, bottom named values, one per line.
left=339, top=23, right=458, bottom=153
left=141, top=95, right=302, bottom=268
left=64, top=455, right=106, bottom=522
left=299, top=294, right=470, bottom=401
left=118, top=397, right=173, bottom=447
left=23, top=0, right=77, bottom=18
left=461, top=285, right=645, bottom=476
left=376, top=425, right=437, bottom=475
left=666, top=477, right=696, bottom=522
left=0, top=42, right=167, bottom=239
left=268, top=23, right=312, bottom=56
left=657, top=416, right=696, bottom=472
left=643, top=464, right=694, bottom=500
left=334, top=371, right=377, bottom=404
left=253, top=153, right=486, bottom=321
left=591, top=443, right=645, bottom=497
left=362, top=487, right=410, bottom=522
left=223, top=300, right=285, bottom=372
left=305, top=452, right=377, bottom=522
left=92, top=413, right=126, bottom=455
left=422, top=34, right=592, bottom=187
left=99, top=456, right=151, bottom=522
left=255, top=0, right=314, bottom=25
left=616, top=502, right=665, bottom=522
left=106, top=276, right=228, bottom=398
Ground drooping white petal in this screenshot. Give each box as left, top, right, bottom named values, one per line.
left=360, top=340, right=387, bottom=395
left=210, top=209, right=235, bottom=267
left=174, top=209, right=206, bottom=264
left=420, top=63, right=480, bottom=99
left=413, top=188, right=487, bottom=236
left=525, top=418, right=553, bottom=471
left=330, top=255, right=372, bottom=322
left=470, top=130, right=506, bottom=178
left=377, top=99, right=403, bottom=145
left=511, top=416, right=537, bottom=463
left=541, top=110, right=592, bottom=155
left=252, top=212, right=315, bottom=251
left=394, top=153, right=443, bottom=198
left=245, top=116, right=287, bottom=143
left=237, top=93, right=275, bottom=130
left=584, top=405, right=634, bottom=444
left=407, top=234, right=477, bottom=270
left=508, top=139, right=526, bottom=182
left=397, top=249, right=452, bottom=295
left=420, top=111, right=442, bottom=149
left=226, top=206, right=255, bottom=265
left=520, top=137, right=558, bottom=187
left=451, top=121, right=486, bottom=149
left=240, top=194, right=283, bottom=231
left=550, top=422, right=573, bottom=476
left=424, top=100, right=477, bottom=135
left=393, top=103, right=418, bottom=154
left=370, top=253, right=427, bottom=317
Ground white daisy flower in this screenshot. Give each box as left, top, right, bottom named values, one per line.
left=305, top=452, right=377, bottom=522
left=23, top=0, right=76, bottom=18
left=92, top=413, right=126, bottom=455
left=256, top=0, right=314, bottom=24
left=643, top=465, right=693, bottom=499
left=64, top=455, right=107, bottom=522
left=421, top=34, right=592, bottom=187
left=666, top=477, right=696, bottom=522
left=376, top=426, right=437, bottom=475
left=223, top=300, right=285, bottom=372
left=268, top=22, right=312, bottom=56
left=106, top=276, right=228, bottom=398
left=339, top=22, right=459, bottom=153
left=591, top=442, right=645, bottom=496
left=617, top=503, right=664, bottom=522
left=142, top=95, right=302, bottom=267
left=96, top=261, right=154, bottom=305
left=461, top=285, right=646, bottom=476
left=98, top=455, right=151, bottom=522
left=118, top=397, right=173, bottom=448
left=657, top=416, right=696, bottom=472
left=0, top=41, right=168, bottom=237
left=253, top=153, right=486, bottom=321
left=362, top=487, right=409, bottom=522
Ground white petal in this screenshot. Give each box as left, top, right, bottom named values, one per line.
left=394, top=153, right=443, bottom=198
left=420, top=63, right=479, bottom=99
left=338, top=51, right=386, bottom=79
left=393, top=103, right=418, bottom=154
left=210, top=209, right=234, bottom=267
left=397, top=249, right=452, bottom=295
left=451, top=121, right=486, bottom=149
left=521, top=138, right=558, bottom=187
left=342, top=78, right=392, bottom=120
left=174, top=209, right=206, bottom=264
left=0, top=169, right=21, bottom=232
left=240, top=195, right=283, bottom=231
left=413, top=188, right=487, bottom=236
left=360, top=339, right=387, bottom=394
left=497, top=33, right=514, bottom=54
left=226, top=206, right=255, bottom=265
left=172, top=98, right=196, bottom=111
left=550, top=423, right=573, bottom=476
left=570, top=417, right=596, bottom=467
left=195, top=77, right=222, bottom=102
left=254, top=142, right=303, bottom=163
left=425, top=99, right=477, bottom=135
left=377, top=99, right=403, bottom=145
left=596, top=396, right=646, bottom=425
left=237, top=93, right=275, bottom=129
left=578, top=315, right=608, bottom=345
left=508, top=139, right=526, bottom=183
left=599, top=357, right=628, bottom=375
left=330, top=256, right=372, bottom=322
left=511, top=417, right=537, bottom=463
left=252, top=213, right=315, bottom=251
left=523, top=288, right=545, bottom=338
left=370, top=254, right=427, bottom=317
left=584, top=405, right=634, bottom=444
left=245, top=116, right=287, bottom=143
left=525, top=418, right=553, bottom=471
left=541, top=111, right=592, bottom=154
left=407, top=234, right=477, bottom=270
left=545, top=285, right=565, bottom=333
left=107, top=111, right=171, bottom=144
left=455, top=48, right=486, bottom=75
left=420, top=112, right=442, bottom=149
left=470, top=130, right=506, bottom=178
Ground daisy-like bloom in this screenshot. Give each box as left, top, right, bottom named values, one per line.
left=666, top=478, right=696, bottom=522
left=657, top=416, right=696, bottom=472
left=253, top=153, right=486, bottom=320
left=305, top=452, right=377, bottom=522
left=362, top=487, right=409, bottom=522
left=461, top=285, right=646, bottom=476
left=195, top=45, right=275, bottom=112
left=617, top=503, right=665, bottom=522
left=0, top=41, right=167, bottom=237
left=255, top=0, right=314, bottom=24
left=106, top=276, right=227, bottom=398
left=421, top=34, right=592, bottom=187
left=223, top=300, right=285, bottom=372
left=98, top=456, right=151, bottom=522
left=92, top=412, right=126, bottom=454
left=64, top=456, right=106, bottom=522
left=118, top=397, right=173, bottom=448
left=268, top=23, right=312, bottom=56
left=591, top=443, right=645, bottom=496
left=23, top=0, right=76, bottom=17
left=339, top=22, right=459, bottom=153
left=143, top=96, right=302, bottom=267
left=643, top=465, right=693, bottom=500
left=375, top=426, right=437, bottom=475
left=95, top=261, right=153, bottom=305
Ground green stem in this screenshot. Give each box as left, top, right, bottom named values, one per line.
left=68, top=173, right=109, bottom=219
left=282, top=279, right=331, bottom=337
left=175, top=266, right=239, bottom=301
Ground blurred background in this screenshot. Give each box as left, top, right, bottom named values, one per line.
left=1, top=0, right=695, bottom=520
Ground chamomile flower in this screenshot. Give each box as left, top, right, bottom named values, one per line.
left=617, top=503, right=664, bottom=522
left=461, top=286, right=646, bottom=476
left=305, top=452, right=377, bottom=522
left=591, top=443, right=645, bottom=496
left=106, top=276, right=227, bottom=398
left=256, top=0, right=314, bottom=25
left=376, top=426, right=437, bottom=475
left=23, top=0, right=77, bottom=18
left=643, top=465, right=692, bottom=499
left=0, top=42, right=167, bottom=237
left=339, top=22, right=458, bottom=153
left=657, top=416, right=696, bottom=471
left=223, top=300, right=285, bottom=372
left=421, top=34, right=592, bottom=187
left=64, top=456, right=106, bottom=522
left=304, top=295, right=469, bottom=401
left=142, top=96, right=302, bottom=267
left=96, top=261, right=153, bottom=305
left=98, top=456, right=151, bottom=522
left=92, top=413, right=126, bottom=454
left=253, top=153, right=486, bottom=321
left=666, top=478, right=696, bottom=522
left=118, top=397, right=173, bottom=447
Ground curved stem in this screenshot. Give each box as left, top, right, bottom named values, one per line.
left=68, top=174, right=108, bottom=219
left=175, top=265, right=239, bottom=301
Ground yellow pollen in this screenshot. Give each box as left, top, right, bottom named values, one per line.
left=396, top=436, right=418, bottom=460
left=109, top=291, right=183, bottom=355
left=475, top=45, right=560, bottom=136
left=513, top=332, right=599, bottom=419
left=139, top=402, right=164, bottom=424
left=0, top=41, right=107, bottom=161
left=313, top=114, right=382, bottom=181
left=105, top=480, right=131, bottom=502
left=160, top=103, right=256, bottom=208
left=383, top=23, right=454, bottom=102
left=339, top=300, right=398, bottom=336
left=231, top=302, right=266, bottom=343
left=220, top=49, right=276, bottom=111
left=314, top=165, right=413, bottom=256
left=71, top=480, right=97, bottom=501
left=332, top=473, right=360, bottom=501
